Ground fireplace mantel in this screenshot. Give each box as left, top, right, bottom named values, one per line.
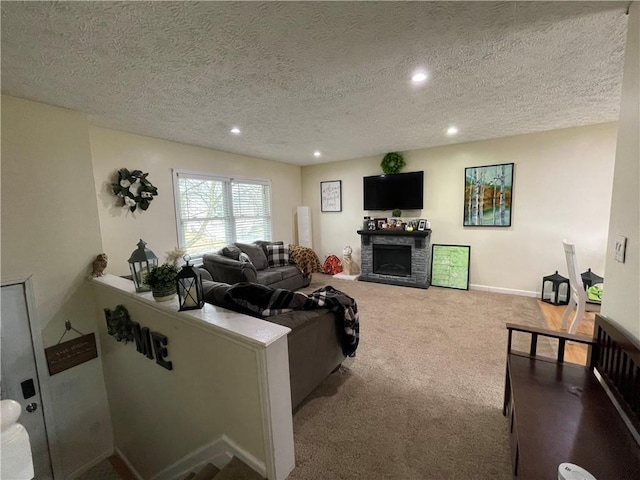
left=357, top=230, right=432, bottom=288
left=357, top=229, right=432, bottom=248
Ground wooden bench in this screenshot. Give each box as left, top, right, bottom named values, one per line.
left=503, top=314, right=640, bottom=479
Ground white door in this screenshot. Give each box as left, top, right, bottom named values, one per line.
left=1, top=282, right=54, bottom=479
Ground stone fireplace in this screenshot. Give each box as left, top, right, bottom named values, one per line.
left=357, top=229, right=431, bottom=288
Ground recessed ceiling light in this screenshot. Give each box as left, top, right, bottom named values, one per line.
left=314, top=151, right=321, bottom=158
left=411, top=72, right=428, bottom=83
left=230, top=127, right=241, bottom=134
left=447, top=126, right=458, bottom=136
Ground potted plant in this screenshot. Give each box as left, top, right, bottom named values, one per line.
left=144, top=263, right=179, bottom=302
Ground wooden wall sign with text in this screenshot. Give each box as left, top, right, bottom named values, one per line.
left=45, top=333, right=98, bottom=375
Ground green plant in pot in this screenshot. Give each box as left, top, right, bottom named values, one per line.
left=144, top=263, right=179, bottom=302
left=381, top=152, right=406, bottom=174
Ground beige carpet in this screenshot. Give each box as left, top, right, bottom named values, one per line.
left=289, top=275, right=549, bottom=479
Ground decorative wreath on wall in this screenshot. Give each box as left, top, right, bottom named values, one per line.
left=111, top=168, right=158, bottom=212
left=380, top=152, right=406, bottom=175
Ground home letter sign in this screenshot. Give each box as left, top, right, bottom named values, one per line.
left=131, top=322, right=173, bottom=370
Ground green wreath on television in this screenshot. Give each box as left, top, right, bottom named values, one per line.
left=380, top=152, right=406, bottom=174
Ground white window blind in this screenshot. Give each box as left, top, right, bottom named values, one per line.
left=174, top=171, right=272, bottom=258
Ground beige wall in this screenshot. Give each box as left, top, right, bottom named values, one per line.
left=602, top=2, right=640, bottom=339
left=1, top=97, right=301, bottom=477
left=89, top=127, right=302, bottom=276
left=301, top=123, right=617, bottom=295
left=92, top=283, right=267, bottom=479
left=1, top=96, right=113, bottom=476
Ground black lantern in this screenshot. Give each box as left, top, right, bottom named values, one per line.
left=541, top=271, right=569, bottom=305
left=581, top=268, right=604, bottom=290
left=176, top=255, right=204, bottom=311
left=127, top=239, right=158, bottom=293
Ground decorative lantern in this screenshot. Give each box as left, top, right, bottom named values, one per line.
left=176, top=255, right=204, bottom=311
left=127, top=239, right=158, bottom=293
left=541, top=271, right=569, bottom=305
left=581, top=268, right=604, bottom=290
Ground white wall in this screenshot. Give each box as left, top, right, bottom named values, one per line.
left=602, top=2, right=640, bottom=339
left=1, top=96, right=113, bottom=476
left=91, top=276, right=294, bottom=480
left=89, top=127, right=302, bottom=276
left=301, top=123, right=617, bottom=295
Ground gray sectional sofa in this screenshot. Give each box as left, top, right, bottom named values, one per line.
left=199, top=241, right=345, bottom=409
left=201, top=240, right=311, bottom=291
left=202, top=280, right=345, bottom=410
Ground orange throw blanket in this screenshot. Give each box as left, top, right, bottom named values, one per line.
left=289, top=245, right=323, bottom=277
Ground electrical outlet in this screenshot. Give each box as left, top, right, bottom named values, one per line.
left=614, top=235, right=627, bottom=263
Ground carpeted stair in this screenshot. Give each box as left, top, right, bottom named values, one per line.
left=181, top=458, right=263, bottom=480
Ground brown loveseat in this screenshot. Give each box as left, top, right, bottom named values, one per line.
left=202, top=280, right=346, bottom=410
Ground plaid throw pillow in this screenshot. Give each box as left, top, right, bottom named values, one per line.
left=266, top=244, right=289, bottom=267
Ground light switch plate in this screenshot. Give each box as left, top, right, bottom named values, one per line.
left=614, top=235, right=627, bottom=263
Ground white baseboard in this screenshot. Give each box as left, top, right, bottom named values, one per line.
left=115, top=447, right=145, bottom=480
left=149, top=435, right=265, bottom=480
left=470, top=284, right=538, bottom=298
left=65, top=448, right=114, bottom=479
left=222, top=435, right=267, bottom=478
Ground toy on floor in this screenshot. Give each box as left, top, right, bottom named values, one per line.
left=342, top=246, right=360, bottom=275
left=323, top=254, right=343, bottom=275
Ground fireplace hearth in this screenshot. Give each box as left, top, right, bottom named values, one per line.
left=357, top=229, right=431, bottom=288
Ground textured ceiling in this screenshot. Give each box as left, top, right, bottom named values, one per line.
left=0, top=1, right=628, bottom=165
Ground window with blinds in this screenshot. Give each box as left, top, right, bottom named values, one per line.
left=173, top=171, right=272, bottom=258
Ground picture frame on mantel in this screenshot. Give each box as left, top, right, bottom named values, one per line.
left=320, top=180, right=342, bottom=212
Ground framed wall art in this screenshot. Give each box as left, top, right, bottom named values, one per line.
left=463, top=163, right=514, bottom=227
left=431, top=244, right=471, bottom=290
left=321, top=180, right=342, bottom=212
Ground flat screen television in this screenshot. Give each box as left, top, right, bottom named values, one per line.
left=363, top=171, right=424, bottom=210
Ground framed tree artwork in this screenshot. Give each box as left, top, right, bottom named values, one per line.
left=321, top=180, right=342, bottom=212
left=463, top=163, right=514, bottom=226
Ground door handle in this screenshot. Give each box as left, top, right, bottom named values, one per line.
left=25, top=402, right=38, bottom=413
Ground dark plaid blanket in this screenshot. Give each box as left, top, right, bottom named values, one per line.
left=224, top=283, right=360, bottom=356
